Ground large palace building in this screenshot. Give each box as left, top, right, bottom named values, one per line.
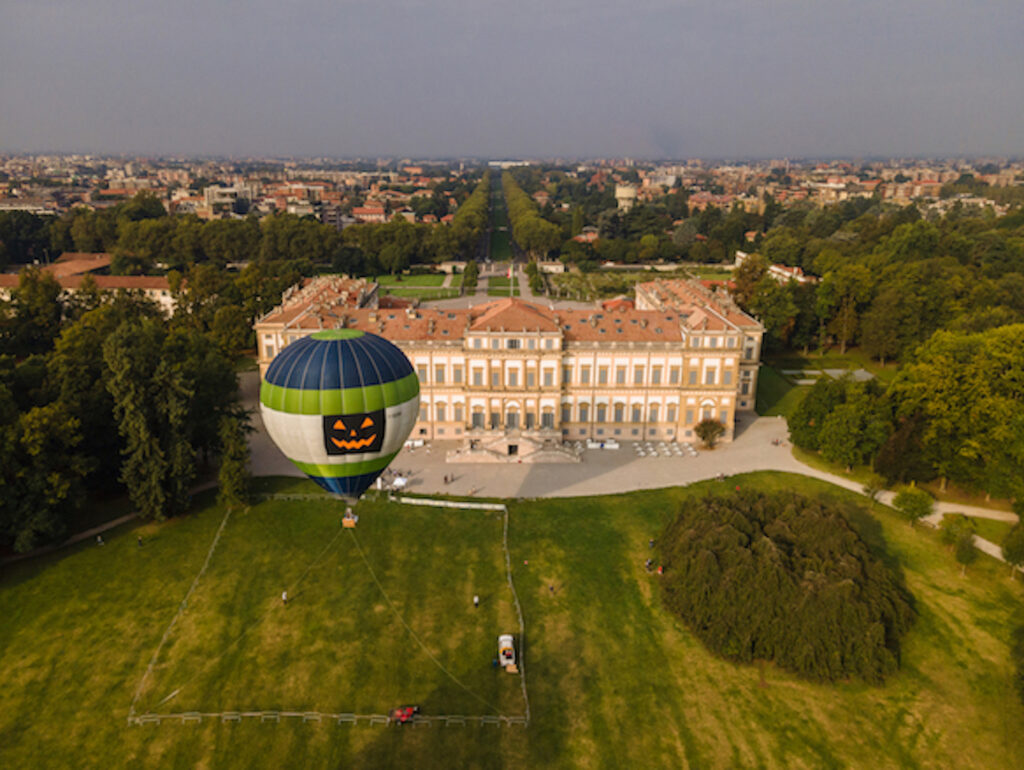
left=255, top=276, right=763, bottom=461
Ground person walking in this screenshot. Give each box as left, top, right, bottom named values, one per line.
left=282, top=590, right=289, bottom=606
left=473, top=595, right=479, bottom=608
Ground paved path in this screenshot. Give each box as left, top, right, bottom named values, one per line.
left=239, top=380, right=1020, bottom=566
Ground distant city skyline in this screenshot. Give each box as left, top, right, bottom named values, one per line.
left=3, top=0, right=1023, bottom=159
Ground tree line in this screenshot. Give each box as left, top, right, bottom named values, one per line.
left=501, top=172, right=562, bottom=259
left=659, top=489, right=915, bottom=683
left=0, top=269, right=246, bottom=552
left=0, top=176, right=491, bottom=277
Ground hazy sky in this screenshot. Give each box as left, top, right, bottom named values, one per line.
left=3, top=0, right=1023, bottom=159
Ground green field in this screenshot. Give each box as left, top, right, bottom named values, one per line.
left=1, top=474, right=1022, bottom=768
left=487, top=275, right=520, bottom=297
left=375, top=273, right=447, bottom=287
left=755, top=364, right=810, bottom=417
left=382, top=287, right=460, bottom=302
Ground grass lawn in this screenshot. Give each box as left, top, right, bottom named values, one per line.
left=487, top=276, right=520, bottom=297
left=375, top=274, right=446, bottom=287
left=490, top=229, right=512, bottom=262
left=755, top=364, right=810, bottom=417
left=1, top=474, right=1022, bottom=768
left=946, top=514, right=1016, bottom=545
left=382, top=288, right=460, bottom=301
left=791, top=445, right=880, bottom=487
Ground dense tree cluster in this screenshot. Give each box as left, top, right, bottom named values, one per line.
left=732, top=203, right=1024, bottom=358
left=659, top=489, right=916, bottom=683
left=788, top=376, right=890, bottom=470
left=788, top=324, right=1024, bottom=503
left=0, top=273, right=241, bottom=552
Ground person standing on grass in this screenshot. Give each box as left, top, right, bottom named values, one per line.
left=473, top=595, right=479, bottom=608
left=282, top=590, right=288, bottom=606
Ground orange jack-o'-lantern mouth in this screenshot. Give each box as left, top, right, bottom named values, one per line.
left=323, top=410, right=385, bottom=455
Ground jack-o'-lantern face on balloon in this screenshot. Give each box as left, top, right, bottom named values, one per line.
left=323, top=410, right=385, bottom=455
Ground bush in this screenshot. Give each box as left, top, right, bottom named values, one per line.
left=659, top=489, right=916, bottom=683
left=694, top=418, right=725, bottom=449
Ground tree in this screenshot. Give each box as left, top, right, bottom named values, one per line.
left=1001, top=524, right=1024, bottom=578
left=694, top=418, right=725, bottom=449
left=1, top=267, right=65, bottom=357
left=893, top=487, right=933, bottom=527
left=750, top=278, right=798, bottom=350
left=939, top=513, right=975, bottom=549
left=955, top=531, right=978, bottom=576
left=816, top=264, right=873, bottom=354
left=462, top=260, right=478, bottom=292
left=862, top=475, right=885, bottom=502
left=0, top=401, right=90, bottom=552
left=217, top=414, right=251, bottom=508
left=730, top=253, right=768, bottom=309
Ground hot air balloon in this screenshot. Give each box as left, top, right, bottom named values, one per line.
left=259, top=329, right=420, bottom=499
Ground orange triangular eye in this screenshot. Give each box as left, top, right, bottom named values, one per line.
left=333, top=419, right=346, bottom=430
left=360, top=416, right=374, bottom=428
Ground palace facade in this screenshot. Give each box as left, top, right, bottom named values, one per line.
left=255, top=276, right=763, bottom=460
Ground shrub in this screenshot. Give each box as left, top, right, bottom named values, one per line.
left=694, top=418, right=725, bottom=449
left=659, top=489, right=916, bottom=683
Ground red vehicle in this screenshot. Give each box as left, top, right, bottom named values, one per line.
left=390, top=705, right=420, bottom=725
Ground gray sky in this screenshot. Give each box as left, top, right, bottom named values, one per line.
left=2, top=0, right=1023, bottom=159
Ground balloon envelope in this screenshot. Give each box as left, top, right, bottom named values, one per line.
left=259, top=329, right=420, bottom=498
